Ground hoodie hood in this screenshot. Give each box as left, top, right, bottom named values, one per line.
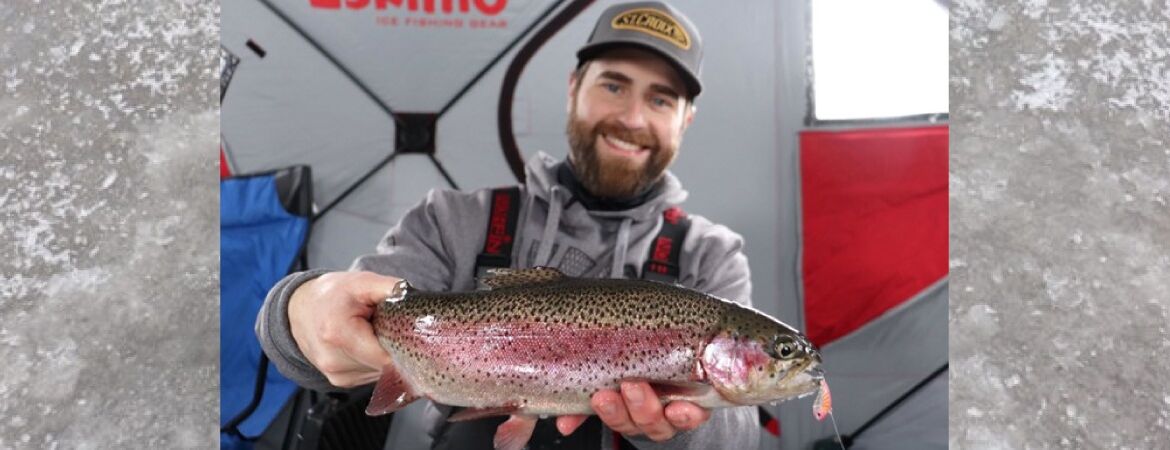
left=521, top=151, right=690, bottom=277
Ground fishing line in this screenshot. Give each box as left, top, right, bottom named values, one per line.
left=827, top=411, right=846, bottom=450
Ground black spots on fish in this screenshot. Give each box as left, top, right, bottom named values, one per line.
left=377, top=277, right=744, bottom=404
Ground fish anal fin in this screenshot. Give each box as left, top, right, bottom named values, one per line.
left=479, top=267, right=567, bottom=290
left=447, top=403, right=522, bottom=422
left=365, top=364, right=419, bottom=416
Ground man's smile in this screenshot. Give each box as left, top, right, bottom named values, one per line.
left=600, top=133, right=651, bottom=159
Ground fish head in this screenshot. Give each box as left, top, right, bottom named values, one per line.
left=700, top=322, right=823, bottom=405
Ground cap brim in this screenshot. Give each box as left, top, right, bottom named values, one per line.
left=576, top=40, right=702, bottom=99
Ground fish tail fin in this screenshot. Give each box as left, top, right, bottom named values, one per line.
left=365, top=364, right=419, bottom=416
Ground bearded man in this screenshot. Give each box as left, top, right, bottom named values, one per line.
left=256, top=2, right=761, bottom=448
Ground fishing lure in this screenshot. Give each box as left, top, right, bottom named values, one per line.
left=813, top=378, right=832, bottom=421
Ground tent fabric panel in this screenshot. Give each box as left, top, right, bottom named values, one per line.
left=305, top=155, right=455, bottom=269
left=800, top=125, right=949, bottom=346
left=221, top=0, right=400, bottom=206
left=850, top=369, right=948, bottom=450
left=783, top=279, right=948, bottom=447
left=263, top=0, right=554, bottom=112
left=220, top=174, right=309, bottom=439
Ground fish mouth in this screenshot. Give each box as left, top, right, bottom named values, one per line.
left=803, top=342, right=824, bottom=380
left=793, top=351, right=825, bottom=389
left=802, top=360, right=825, bottom=382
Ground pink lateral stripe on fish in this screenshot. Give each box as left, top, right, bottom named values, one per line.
left=365, top=267, right=825, bottom=423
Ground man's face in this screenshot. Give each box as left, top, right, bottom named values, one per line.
left=566, top=48, right=694, bottom=199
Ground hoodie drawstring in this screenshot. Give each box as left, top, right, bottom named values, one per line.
left=610, top=217, right=633, bottom=278
left=534, top=186, right=563, bottom=267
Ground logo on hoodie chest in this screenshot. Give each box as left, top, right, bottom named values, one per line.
left=485, top=190, right=513, bottom=255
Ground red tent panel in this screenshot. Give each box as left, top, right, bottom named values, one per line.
left=221, top=147, right=232, bottom=179
left=800, top=125, right=948, bottom=346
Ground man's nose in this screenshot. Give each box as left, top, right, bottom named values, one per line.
left=616, top=98, right=648, bottom=130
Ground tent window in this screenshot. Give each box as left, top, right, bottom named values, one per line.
left=808, top=0, right=949, bottom=123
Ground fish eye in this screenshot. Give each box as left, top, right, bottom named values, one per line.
left=768, top=336, right=798, bottom=360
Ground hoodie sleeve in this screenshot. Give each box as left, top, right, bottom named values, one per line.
left=255, top=268, right=338, bottom=392
left=255, top=188, right=487, bottom=391
left=627, top=215, right=759, bottom=450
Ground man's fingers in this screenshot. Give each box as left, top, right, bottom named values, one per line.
left=664, top=401, right=710, bottom=431
left=556, top=415, right=589, bottom=436
left=320, top=367, right=380, bottom=388
left=290, top=271, right=399, bottom=388
left=339, top=315, right=394, bottom=369
left=621, top=382, right=675, bottom=442
left=592, top=389, right=640, bottom=436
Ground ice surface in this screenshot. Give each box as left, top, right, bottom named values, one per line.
left=952, top=1, right=1170, bottom=448
left=1, top=1, right=218, bottom=448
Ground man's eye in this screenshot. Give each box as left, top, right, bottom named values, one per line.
left=603, top=83, right=621, bottom=93
left=651, top=97, right=672, bottom=108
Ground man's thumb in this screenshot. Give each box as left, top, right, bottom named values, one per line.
left=351, top=272, right=405, bottom=305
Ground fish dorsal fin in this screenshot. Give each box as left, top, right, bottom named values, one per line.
left=385, top=279, right=413, bottom=303
left=479, top=267, right=566, bottom=290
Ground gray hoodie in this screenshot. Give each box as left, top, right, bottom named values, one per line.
left=256, top=152, right=760, bottom=449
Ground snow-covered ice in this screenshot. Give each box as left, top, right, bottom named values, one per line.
left=1, top=1, right=219, bottom=448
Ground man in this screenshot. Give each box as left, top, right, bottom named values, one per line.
left=257, top=2, right=761, bottom=448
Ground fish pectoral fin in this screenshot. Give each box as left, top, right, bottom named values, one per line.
left=365, top=364, right=419, bottom=416
left=478, top=267, right=567, bottom=290
left=623, top=379, right=714, bottom=399
left=447, top=403, right=522, bottom=422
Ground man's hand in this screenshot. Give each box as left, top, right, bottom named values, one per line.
left=555, top=381, right=712, bottom=442
left=288, top=271, right=399, bottom=387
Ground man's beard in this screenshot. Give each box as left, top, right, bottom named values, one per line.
left=565, top=112, right=676, bottom=199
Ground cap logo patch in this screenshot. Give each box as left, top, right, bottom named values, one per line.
left=611, top=8, right=690, bottom=50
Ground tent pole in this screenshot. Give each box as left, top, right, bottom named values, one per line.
left=435, top=0, right=571, bottom=118
left=497, top=0, right=597, bottom=182
left=428, top=154, right=461, bottom=190
left=312, top=152, right=399, bottom=223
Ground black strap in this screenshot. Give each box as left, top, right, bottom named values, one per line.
left=641, top=207, right=690, bottom=283
left=474, top=187, right=522, bottom=279
left=220, top=352, right=270, bottom=440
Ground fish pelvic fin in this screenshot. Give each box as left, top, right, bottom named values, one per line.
left=365, top=364, right=419, bottom=416
left=478, top=267, right=567, bottom=290
left=447, top=403, right=522, bottom=422
left=493, top=415, right=537, bottom=450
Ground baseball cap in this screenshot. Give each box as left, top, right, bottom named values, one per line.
left=576, top=1, right=704, bottom=98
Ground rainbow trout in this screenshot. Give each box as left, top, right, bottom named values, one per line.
left=365, top=267, right=824, bottom=422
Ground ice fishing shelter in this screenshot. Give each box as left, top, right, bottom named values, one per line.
left=220, top=0, right=948, bottom=448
